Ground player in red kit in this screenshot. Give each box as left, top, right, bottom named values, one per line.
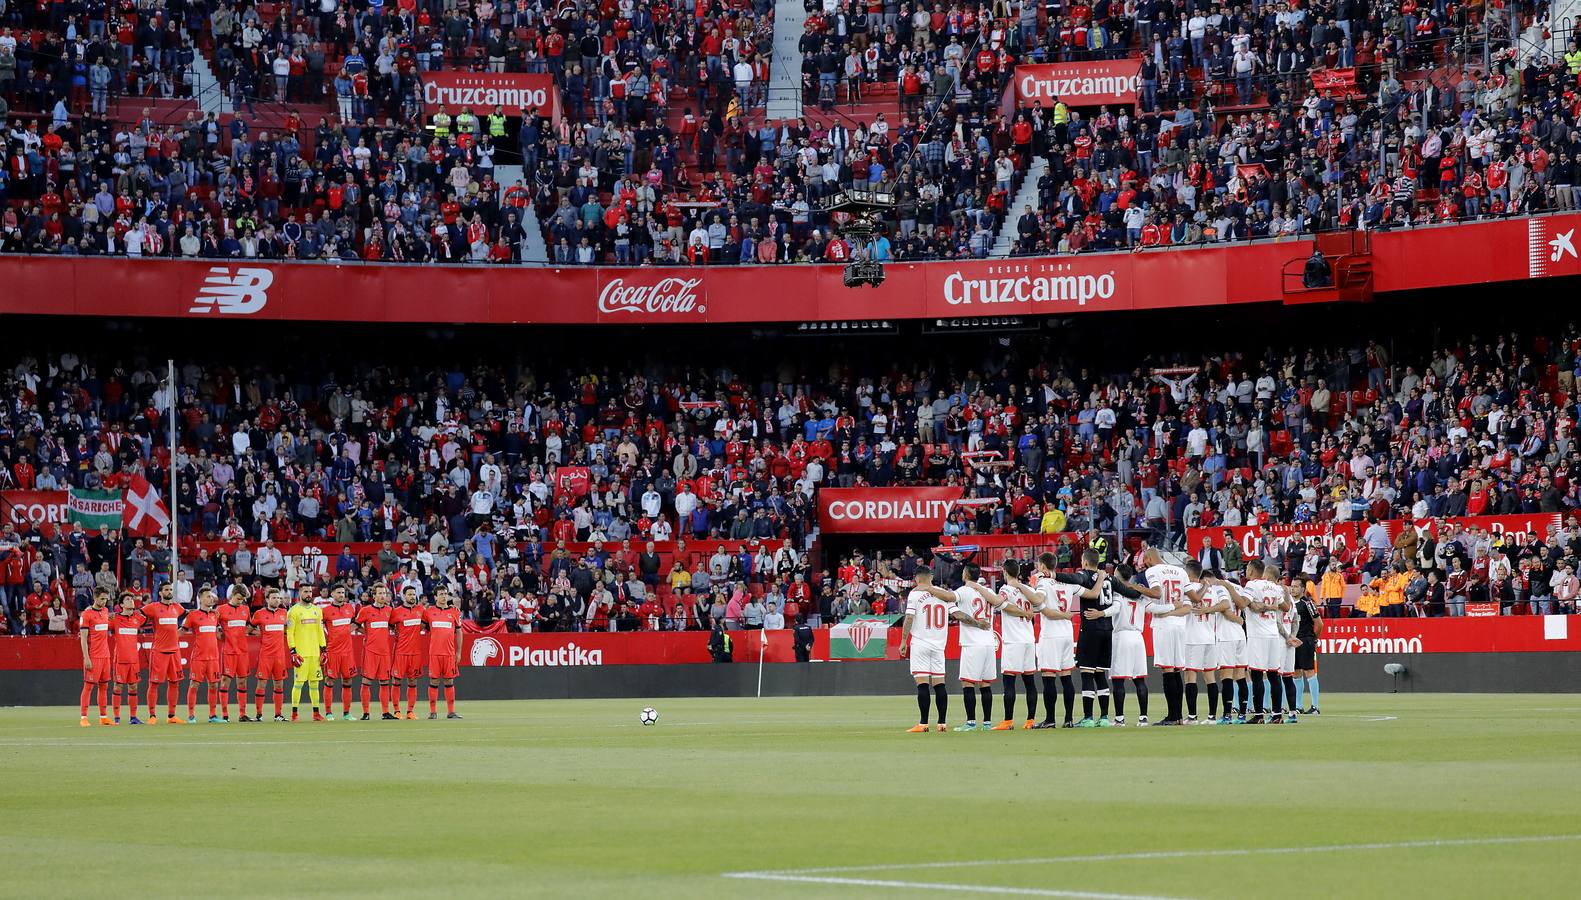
left=355, top=585, right=395, bottom=720
left=320, top=584, right=359, bottom=720
left=111, top=593, right=146, bottom=724
left=424, top=587, right=464, bottom=719
left=78, top=590, right=113, bottom=726
left=182, top=589, right=223, bottom=723
left=141, top=584, right=187, bottom=724
left=219, top=587, right=252, bottom=721
left=250, top=589, right=290, bottom=722
left=391, top=587, right=428, bottom=720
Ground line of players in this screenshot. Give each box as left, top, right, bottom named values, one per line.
left=74, top=582, right=465, bottom=725
left=899, top=548, right=1324, bottom=731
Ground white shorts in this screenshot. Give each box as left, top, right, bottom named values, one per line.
left=1001, top=642, right=1036, bottom=675
left=959, top=644, right=998, bottom=683
left=1184, top=643, right=1218, bottom=672
left=909, top=643, right=946, bottom=679
left=1152, top=627, right=1186, bottom=668
left=1247, top=636, right=1285, bottom=672
left=1216, top=638, right=1247, bottom=669
left=1281, top=641, right=1297, bottom=675
left=1111, top=631, right=1148, bottom=679
left=1036, top=636, right=1076, bottom=673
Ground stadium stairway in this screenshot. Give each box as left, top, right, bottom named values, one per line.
left=766, top=0, right=808, bottom=121
left=990, top=156, right=1048, bottom=258
left=494, top=164, right=550, bottom=263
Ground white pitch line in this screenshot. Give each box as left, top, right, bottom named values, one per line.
left=731, top=834, right=1581, bottom=878
left=724, top=872, right=1190, bottom=900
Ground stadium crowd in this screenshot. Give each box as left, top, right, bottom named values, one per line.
left=1, top=0, right=1578, bottom=263
left=4, top=316, right=1581, bottom=635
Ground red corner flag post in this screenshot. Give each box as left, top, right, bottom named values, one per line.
left=123, top=475, right=172, bottom=538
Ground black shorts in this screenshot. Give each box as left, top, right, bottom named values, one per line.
left=1295, top=637, right=1317, bottom=670
left=1075, top=628, right=1112, bottom=670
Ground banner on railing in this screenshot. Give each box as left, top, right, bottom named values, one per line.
left=817, top=487, right=965, bottom=534
left=1014, top=59, right=1143, bottom=107
left=418, top=71, right=559, bottom=120
left=1186, top=514, right=1563, bottom=559
left=6, top=213, right=1580, bottom=324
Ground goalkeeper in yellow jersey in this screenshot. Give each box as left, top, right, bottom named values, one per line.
left=286, top=592, right=327, bottom=722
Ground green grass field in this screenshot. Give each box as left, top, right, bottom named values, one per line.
left=4, top=693, right=1580, bottom=899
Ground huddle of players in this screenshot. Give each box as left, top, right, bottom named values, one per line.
left=75, top=582, right=465, bottom=725
left=900, top=548, right=1323, bottom=731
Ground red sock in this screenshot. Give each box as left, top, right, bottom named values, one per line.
left=80, top=684, right=92, bottom=716
left=361, top=683, right=371, bottom=714
left=405, top=685, right=415, bottom=713
left=379, top=683, right=388, bottom=713
left=428, top=685, right=438, bottom=713
left=148, top=683, right=159, bottom=718
left=112, top=688, right=121, bottom=719
left=273, top=689, right=283, bottom=716
left=321, top=682, right=330, bottom=710
left=207, top=685, right=217, bottom=718
left=220, top=684, right=229, bottom=718
left=342, top=684, right=351, bottom=715
left=168, top=684, right=177, bottom=717
left=444, top=685, right=455, bottom=714
left=97, top=685, right=108, bottom=716
left=255, top=691, right=264, bottom=717
left=187, top=683, right=197, bottom=717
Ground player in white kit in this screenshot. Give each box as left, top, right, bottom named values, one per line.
left=1274, top=578, right=1304, bottom=724
left=1213, top=571, right=1252, bottom=723
left=1242, top=561, right=1293, bottom=724
left=1096, top=564, right=1187, bottom=726
left=1181, top=559, right=1230, bottom=723
left=1142, top=548, right=1191, bottom=725
left=954, top=563, right=1024, bottom=731
left=1032, top=551, right=1083, bottom=728
left=990, top=559, right=1043, bottom=730
left=900, top=566, right=987, bottom=732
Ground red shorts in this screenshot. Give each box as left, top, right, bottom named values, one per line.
left=427, top=654, right=458, bottom=680
left=223, top=652, right=251, bottom=678
left=362, top=653, right=391, bottom=681
left=395, top=653, right=424, bottom=679
left=85, top=656, right=112, bottom=684
left=113, top=658, right=143, bottom=684
left=188, top=657, right=220, bottom=682
left=147, top=651, right=184, bottom=683
left=255, top=654, right=288, bottom=681
left=323, top=650, right=357, bottom=679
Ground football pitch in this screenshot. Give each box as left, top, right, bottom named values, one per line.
left=4, top=694, right=1579, bottom=899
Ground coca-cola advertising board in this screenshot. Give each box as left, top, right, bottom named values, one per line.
left=418, top=72, right=559, bottom=120
left=1014, top=59, right=1144, bottom=107
left=595, top=273, right=707, bottom=322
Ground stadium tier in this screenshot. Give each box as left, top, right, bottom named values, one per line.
left=1, top=0, right=1578, bottom=264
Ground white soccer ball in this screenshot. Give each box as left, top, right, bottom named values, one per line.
left=640, top=707, right=659, bottom=726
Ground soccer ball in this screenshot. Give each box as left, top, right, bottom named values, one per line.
left=640, top=707, right=659, bottom=726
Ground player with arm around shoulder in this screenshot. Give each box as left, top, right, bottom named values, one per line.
left=990, top=558, right=1042, bottom=730
left=320, top=584, right=360, bottom=720
left=182, top=589, right=224, bottom=723
left=899, top=566, right=987, bottom=732
left=110, top=592, right=147, bottom=724
left=1211, top=570, right=1252, bottom=723
left=1031, top=551, right=1081, bottom=728
left=1181, top=560, right=1229, bottom=724
left=286, top=589, right=327, bottom=721
left=78, top=590, right=113, bottom=726
left=953, top=562, right=1012, bottom=731
left=424, top=588, right=464, bottom=720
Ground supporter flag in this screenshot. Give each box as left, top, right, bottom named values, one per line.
left=122, top=475, right=171, bottom=538
left=67, top=487, right=123, bottom=531
left=554, top=466, right=592, bottom=499
left=828, top=615, right=903, bottom=659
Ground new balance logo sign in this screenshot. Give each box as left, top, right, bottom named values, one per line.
left=190, top=267, right=273, bottom=315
